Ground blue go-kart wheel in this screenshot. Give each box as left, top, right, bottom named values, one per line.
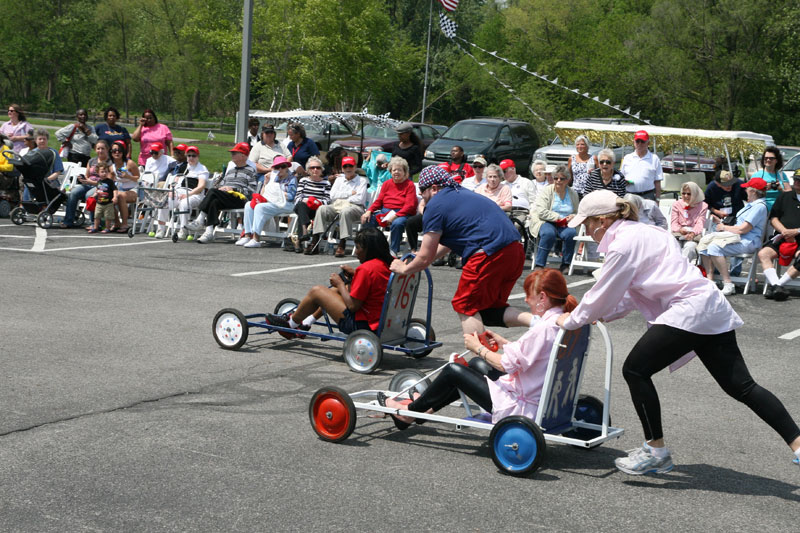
left=489, top=416, right=546, bottom=476
left=563, top=394, right=607, bottom=449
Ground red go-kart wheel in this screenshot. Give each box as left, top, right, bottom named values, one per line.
left=309, top=386, right=357, bottom=443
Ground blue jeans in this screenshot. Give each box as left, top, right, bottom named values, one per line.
left=64, top=183, right=96, bottom=226
left=367, top=208, right=408, bottom=253
left=535, top=222, right=576, bottom=267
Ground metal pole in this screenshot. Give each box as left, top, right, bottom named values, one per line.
left=236, top=0, right=254, bottom=143
left=421, top=0, right=434, bottom=123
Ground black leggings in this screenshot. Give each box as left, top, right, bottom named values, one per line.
left=408, top=359, right=505, bottom=415
left=293, top=202, right=315, bottom=235
left=623, top=325, right=800, bottom=444
left=405, top=213, right=423, bottom=250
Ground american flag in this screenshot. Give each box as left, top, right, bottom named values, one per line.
left=439, top=0, right=459, bottom=12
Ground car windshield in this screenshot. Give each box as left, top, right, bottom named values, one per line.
left=783, top=153, right=800, bottom=172
left=442, top=123, right=497, bottom=143
left=356, top=125, right=396, bottom=139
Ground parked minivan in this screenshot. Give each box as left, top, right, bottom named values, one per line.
left=423, top=117, right=540, bottom=176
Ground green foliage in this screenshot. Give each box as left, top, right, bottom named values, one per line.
left=2, top=0, right=800, bottom=144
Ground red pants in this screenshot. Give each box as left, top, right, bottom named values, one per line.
left=451, top=241, right=524, bottom=316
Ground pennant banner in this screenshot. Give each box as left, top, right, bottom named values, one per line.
left=438, top=15, right=650, bottom=124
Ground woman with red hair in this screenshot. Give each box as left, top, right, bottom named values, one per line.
left=380, top=268, right=577, bottom=429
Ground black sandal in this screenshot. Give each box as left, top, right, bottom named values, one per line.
left=377, top=392, right=411, bottom=430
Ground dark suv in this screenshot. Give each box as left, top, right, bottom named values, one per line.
left=423, top=117, right=540, bottom=176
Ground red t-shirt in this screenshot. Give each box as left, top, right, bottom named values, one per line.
left=368, top=178, right=418, bottom=217
left=445, top=161, right=475, bottom=182
left=350, top=258, right=391, bottom=330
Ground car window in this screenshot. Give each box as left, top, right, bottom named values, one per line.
left=418, top=125, right=438, bottom=140
left=443, top=123, right=497, bottom=143
left=498, top=126, right=512, bottom=144
left=360, top=125, right=395, bottom=139
left=511, top=125, right=533, bottom=143
left=783, top=153, right=800, bottom=172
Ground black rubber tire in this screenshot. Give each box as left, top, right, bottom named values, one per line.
left=127, top=227, right=134, bottom=238
left=403, top=318, right=436, bottom=358
left=274, top=298, right=300, bottom=316
left=37, top=211, right=53, bottom=229
left=309, top=386, right=357, bottom=443
left=212, top=308, right=249, bottom=350
left=563, top=394, right=608, bottom=449
left=388, top=369, right=430, bottom=396
left=75, top=211, right=86, bottom=227
left=10, top=206, right=25, bottom=225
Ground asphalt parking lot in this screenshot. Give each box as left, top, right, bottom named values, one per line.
left=1, top=221, right=799, bottom=532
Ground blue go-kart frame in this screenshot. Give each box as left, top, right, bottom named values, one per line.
left=308, top=322, right=625, bottom=477
left=212, top=254, right=443, bottom=373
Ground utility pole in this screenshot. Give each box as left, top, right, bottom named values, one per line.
left=236, top=0, right=254, bottom=143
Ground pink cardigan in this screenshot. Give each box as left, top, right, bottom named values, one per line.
left=670, top=200, right=707, bottom=235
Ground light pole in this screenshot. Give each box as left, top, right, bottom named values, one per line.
left=236, top=0, right=254, bottom=143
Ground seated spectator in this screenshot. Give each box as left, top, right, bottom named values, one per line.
left=474, top=163, right=512, bottom=211
left=670, top=182, right=707, bottom=262
left=142, top=142, right=175, bottom=187
left=529, top=159, right=549, bottom=204
left=699, top=178, right=769, bottom=296
left=247, top=117, right=260, bottom=148
left=361, top=156, right=418, bottom=255
left=249, top=123, right=288, bottom=175
left=87, top=162, right=117, bottom=234
left=55, top=108, right=98, bottom=166
left=236, top=155, right=296, bottom=248
left=109, top=140, right=139, bottom=232
left=391, top=123, right=423, bottom=176
left=529, top=164, right=579, bottom=272
left=758, top=171, right=800, bottom=301
left=583, top=148, right=626, bottom=197
left=704, top=170, right=744, bottom=220
left=461, top=155, right=487, bottom=191
left=380, top=268, right=576, bottom=429
left=61, top=139, right=112, bottom=228
left=189, top=142, right=258, bottom=244
left=94, top=107, right=131, bottom=158
left=442, top=145, right=474, bottom=182
left=154, top=145, right=208, bottom=240
left=623, top=193, right=667, bottom=229
left=287, top=155, right=330, bottom=253
left=501, top=159, right=535, bottom=211
left=265, top=228, right=392, bottom=338
left=306, top=156, right=368, bottom=257
left=31, top=128, right=64, bottom=186
left=363, top=151, right=391, bottom=193
left=286, top=122, right=320, bottom=170
left=18, top=131, right=35, bottom=157
left=164, top=144, right=188, bottom=178
left=751, top=146, right=790, bottom=211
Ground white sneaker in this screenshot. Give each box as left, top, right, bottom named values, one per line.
left=721, top=282, right=736, bottom=296
left=243, top=239, right=263, bottom=248
left=614, top=446, right=674, bottom=475
left=197, top=226, right=215, bottom=244
left=177, top=228, right=188, bottom=240
left=235, top=236, right=251, bottom=246
left=186, top=220, right=204, bottom=232
left=154, top=227, right=166, bottom=239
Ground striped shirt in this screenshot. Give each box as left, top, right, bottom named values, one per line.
left=295, top=177, right=331, bottom=205
left=584, top=168, right=627, bottom=197
left=219, top=164, right=258, bottom=198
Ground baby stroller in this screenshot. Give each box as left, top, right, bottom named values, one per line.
left=8, top=149, right=77, bottom=228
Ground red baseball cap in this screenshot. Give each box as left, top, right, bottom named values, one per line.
left=740, top=177, right=768, bottom=191
left=149, top=142, right=163, bottom=153
left=229, top=142, right=250, bottom=155
left=634, top=130, right=649, bottom=142
left=499, top=159, right=515, bottom=170
left=778, top=242, right=798, bottom=267
left=186, top=145, right=199, bottom=154
left=341, top=156, right=356, bottom=167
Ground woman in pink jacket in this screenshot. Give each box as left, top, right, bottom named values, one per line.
left=670, top=181, right=707, bottom=262
left=380, top=268, right=576, bottom=429
left=557, top=190, right=800, bottom=475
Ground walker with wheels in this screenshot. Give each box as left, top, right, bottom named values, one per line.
left=308, top=322, right=624, bottom=476
left=212, top=254, right=442, bottom=373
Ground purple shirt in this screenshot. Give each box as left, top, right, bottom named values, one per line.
left=564, top=219, right=742, bottom=337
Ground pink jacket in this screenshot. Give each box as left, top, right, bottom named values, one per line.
left=488, top=307, right=563, bottom=423
left=563, top=220, right=742, bottom=337
left=670, top=200, right=707, bottom=235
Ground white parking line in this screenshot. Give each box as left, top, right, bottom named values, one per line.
left=32, top=227, right=47, bottom=251
left=779, top=329, right=800, bottom=340
left=0, top=240, right=169, bottom=253
left=232, top=259, right=359, bottom=277
left=508, top=278, right=596, bottom=300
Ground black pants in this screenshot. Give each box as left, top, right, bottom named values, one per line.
left=405, top=213, right=423, bottom=250
left=293, top=202, right=315, bottom=235
left=408, top=360, right=504, bottom=415
left=198, top=189, right=246, bottom=226
left=67, top=152, right=91, bottom=166
left=623, top=325, right=800, bottom=444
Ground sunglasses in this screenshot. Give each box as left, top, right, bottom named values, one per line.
left=187, top=153, right=198, bottom=157
left=634, top=139, right=648, bottom=144
left=764, top=156, right=776, bottom=161
left=110, top=149, right=123, bottom=153
left=274, top=164, right=289, bottom=170
left=307, top=166, right=322, bottom=170
left=473, top=163, right=485, bottom=168
left=599, top=160, right=613, bottom=165
left=342, top=164, right=355, bottom=168
left=149, top=151, right=159, bottom=155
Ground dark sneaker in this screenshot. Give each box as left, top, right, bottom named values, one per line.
left=765, top=284, right=775, bottom=299
left=773, top=286, right=789, bottom=302
left=265, top=313, right=310, bottom=339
